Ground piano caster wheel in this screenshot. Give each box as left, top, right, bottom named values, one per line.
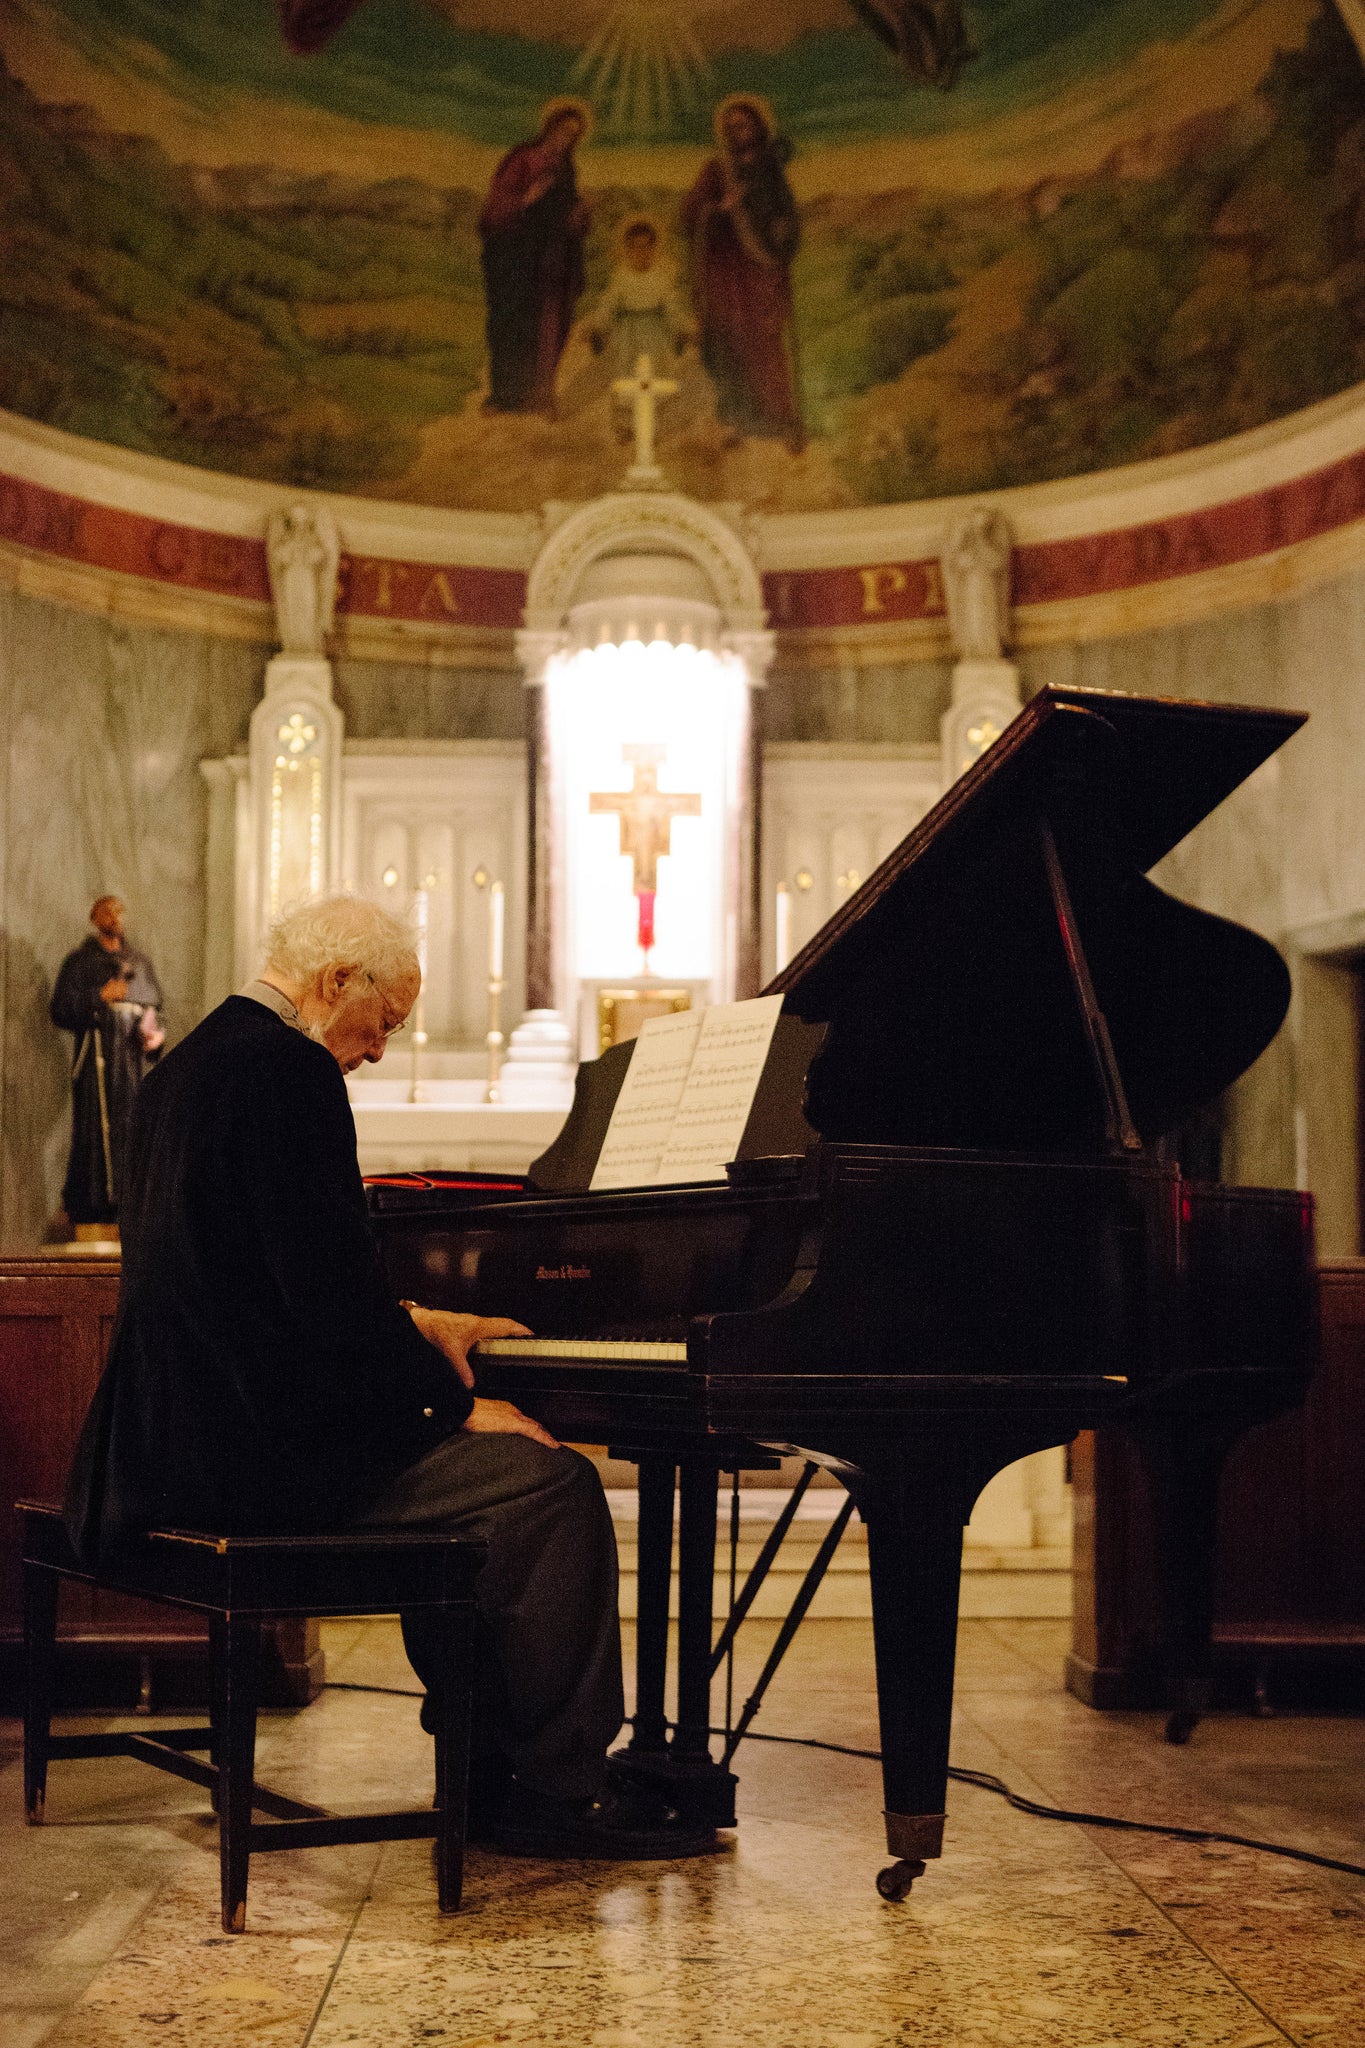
left=1165, top=1709, right=1199, bottom=1746
left=875, top=1858, right=925, bottom=1901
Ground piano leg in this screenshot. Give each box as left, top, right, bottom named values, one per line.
left=857, top=1455, right=967, bottom=1896
left=1126, top=1417, right=1240, bottom=1745
left=610, top=1453, right=737, bottom=1828
left=627, top=1456, right=675, bottom=1758
left=675, top=1459, right=719, bottom=1760
left=850, top=1424, right=1074, bottom=1898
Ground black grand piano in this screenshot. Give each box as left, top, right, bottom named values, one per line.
left=369, top=685, right=1318, bottom=1897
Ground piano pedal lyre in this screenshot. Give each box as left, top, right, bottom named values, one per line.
left=875, top=1858, right=926, bottom=1901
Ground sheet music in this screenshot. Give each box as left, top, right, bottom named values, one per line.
left=654, top=995, right=784, bottom=1185
left=590, top=1007, right=705, bottom=1190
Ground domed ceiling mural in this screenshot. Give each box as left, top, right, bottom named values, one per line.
left=2, top=0, right=1365, bottom=512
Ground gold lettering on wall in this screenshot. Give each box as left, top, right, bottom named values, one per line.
left=859, top=565, right=908, bottom=615
left=419, top=570, right=460, bottom=617
left=359, top=559, right=411, bottom=611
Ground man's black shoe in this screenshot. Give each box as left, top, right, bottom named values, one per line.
left=485, top=1777, right=718, bottom=1861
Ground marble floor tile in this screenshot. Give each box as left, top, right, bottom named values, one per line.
left=305, top=1812, right=1296, bottom=2048
left=37, top=1854, right=376, bottom=2048
left=3, top=1618, right=1361, bottom=2048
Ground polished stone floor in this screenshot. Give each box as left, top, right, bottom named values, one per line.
left=2, top=1618, right=1362, bottom=2048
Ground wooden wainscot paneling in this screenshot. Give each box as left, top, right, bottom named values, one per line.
left=1068, top=1261, right=1365, bottom=1711
left=0, top=1259, right=322, bottom=1709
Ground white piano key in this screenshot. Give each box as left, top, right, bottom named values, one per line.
left=473, top=1337, right=688, bottom=1362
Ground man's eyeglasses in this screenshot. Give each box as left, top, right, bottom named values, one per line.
left=362, top=970, right=408, bottom=1039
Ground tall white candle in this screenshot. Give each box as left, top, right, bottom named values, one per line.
left=410, top=889, right=430, bottom=1104
left=489, top=879, right=505, bottom=981
left=775, top=882, right=792, bottom=973
left=414, top=888, right=429, bottom=975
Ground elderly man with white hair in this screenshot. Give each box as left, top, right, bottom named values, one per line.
left=65, top=895, right=710, bottom=1860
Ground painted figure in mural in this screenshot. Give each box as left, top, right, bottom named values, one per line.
left=266, top=503, right=340, bottom=656
left=585, top=218, right=694, bottom=384
left=849, top=0, right=975, bottom=89
left=51, top=897, right=164, bottom=1232
left=680, top=96, right=804, bottom=453
left=479, top=100, right=592, bottom=416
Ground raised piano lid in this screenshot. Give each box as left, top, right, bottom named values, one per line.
left=766, top=685, right=1306, bottom=1155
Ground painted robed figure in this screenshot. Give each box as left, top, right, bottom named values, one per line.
left=479, top=100, right=591, bottom=415
left=682, top=95, right=804, bottom=452
left=51, top=896, right=164, bottom=1229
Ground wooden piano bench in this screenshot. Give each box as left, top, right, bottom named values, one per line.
left=16, top=1501, right=486, bottom=1933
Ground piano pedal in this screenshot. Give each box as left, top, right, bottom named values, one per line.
left=608, top=1748, right=738, bottom=1830
left=1164, top=1708, right=1199, bottom=1745
left=876, top=1858, right=926, bottom=1901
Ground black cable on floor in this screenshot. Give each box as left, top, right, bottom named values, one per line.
left=327, top=1681, right=424, bottom=1697
left=323, top=1683, right=1365, bottom=1880
left=719, top=1727, right=1365, bottom=1879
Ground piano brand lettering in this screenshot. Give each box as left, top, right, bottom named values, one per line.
left=536, top=1263, right=591, bottom=1281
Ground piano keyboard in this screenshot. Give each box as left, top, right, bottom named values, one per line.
left=474, top=1337, right=688, bottom=1362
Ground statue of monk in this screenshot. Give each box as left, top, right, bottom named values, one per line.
left=50, top=897, right=164, bottom=1233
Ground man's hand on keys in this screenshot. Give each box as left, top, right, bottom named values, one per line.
left=402, top=1307, right=531, bottom=1389
left=402, top=1306, right=557, bottom=1443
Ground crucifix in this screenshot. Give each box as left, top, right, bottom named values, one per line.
left=590, top=742, right=701, bottom=964
left=613, top=352, right=679, bottom=488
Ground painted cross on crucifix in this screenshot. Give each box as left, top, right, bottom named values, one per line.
left=590, top=742, right=701, bottom=963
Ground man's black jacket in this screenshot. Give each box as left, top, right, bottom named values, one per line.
left=65, top=996, right=472, bottom=1563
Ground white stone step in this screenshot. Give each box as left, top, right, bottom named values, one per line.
left=605, top=1490, right=1073, bottom=1621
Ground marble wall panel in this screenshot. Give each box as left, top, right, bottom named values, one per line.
left=332, top=659, right=525, bottom=742
left=0, top=588, right=262, bottom=1248
left=1020, top=580, right=1365, bottom=1244
left=1273, top=564, right=1365, bottom=935
left=1020, top=570, right=1365, bottom=944
left=762, top=659, right=951, bottom=746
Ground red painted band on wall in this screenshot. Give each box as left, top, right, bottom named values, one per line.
left=5, top=436, right=1365, bottom=634
left=1014, top=444, right=1365, bottom=607
left=0, top=471, right=525, bottom=627
left=337, top=553, right=524, bottom=628
left=0, top=471, right=271, bottom=600
left=763, top=445, right=1365, bottom=629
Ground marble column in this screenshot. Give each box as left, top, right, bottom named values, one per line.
left=940, top=656, right=1024, bottom=786
left=503, top=630, right=575, bottom=1105
left=214, top=503, right=346, bottom=981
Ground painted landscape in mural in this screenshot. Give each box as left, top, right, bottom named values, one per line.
left=2, top=0, right=1365, bottom=511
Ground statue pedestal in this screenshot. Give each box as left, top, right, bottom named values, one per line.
left=245, top=653, right=343, bottom=960
left=262, top=653, right=334, bottom=700
left=940, top=657, right=1022, bottom=787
